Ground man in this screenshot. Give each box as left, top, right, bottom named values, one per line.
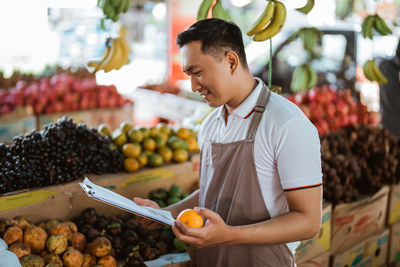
left=378, top=40, right=400, bottom=138
left=134, top=18, right=322, bottom=266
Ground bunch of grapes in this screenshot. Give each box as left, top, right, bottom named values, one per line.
left=0, top=117, right=123, bottom=194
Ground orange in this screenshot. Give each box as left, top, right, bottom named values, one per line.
left=159, top=147, right=173, bottom=163
left=173, top=149, right=189, bottom=163
left=177, top=128, right=190, bottom=140
left=122, top=143, right=141, bottom=158
left=124, top=158, right=140, bottom=172
left=187, top=137, right=200, bottom=151
left=143, top=138, right=156, bottom=152
left=128, top=129, right=144, bottom=143
left=137, top=152, right=148, bottom=168
left=177, top=209, right=203, bottom=228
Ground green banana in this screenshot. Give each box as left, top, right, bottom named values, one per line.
left=363, top=60, right=388, bottom=84
left=246, top=0, right=275, bottom=36
left=212, top=0, right=226, bottom=20
left=363, top=60, right=376, bottom=81
left=370, top=60, right=388, bottom=84
left=253, top=1, right=287, bottom=41
left=361, top=15, right=375, bottom=39
left=197, top=0, right=213, bottom=21
left=121, top=0, right=130, bottom=13
left=373, top=15, right=392, bottom=36
left=296, top=0, right=314, bottom=14
left=291, top=65, right=310, bottom=92
left=305, top=64, right=318, bottom=89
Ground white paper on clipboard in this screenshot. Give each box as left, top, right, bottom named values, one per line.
left=79, top=177, right=175, bottom=226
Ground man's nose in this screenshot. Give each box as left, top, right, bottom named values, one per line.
left=191, top=77, right=201, bottom=92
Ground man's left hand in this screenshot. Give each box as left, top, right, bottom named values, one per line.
left=172, top=207, right=233, bottom=248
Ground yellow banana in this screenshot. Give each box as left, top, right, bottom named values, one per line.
left=370, top=60, right=388, bottom=84
left=246, top=0, right=275, bottom=36
left=87, top=38, right=112, bottom=72
left=253, top=1, right=286, bottom=42
left=117, top=37, right=130, bottom=67
left=100, top=38, right=123, bottom=72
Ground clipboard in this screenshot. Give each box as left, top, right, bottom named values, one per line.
left=79, top=177, right=175, bottom=226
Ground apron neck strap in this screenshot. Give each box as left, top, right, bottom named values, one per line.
left=246, top=83, right=271, bottom=140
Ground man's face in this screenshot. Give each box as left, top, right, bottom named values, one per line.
left=180, top=41, right=232, bottom=107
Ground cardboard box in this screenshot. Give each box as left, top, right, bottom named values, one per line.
left=331, top=186, right=389, bottom=254
left=36, top=104, right=133, bottom=130
left=0, top=115, right=36, bottom=143
left=388, top=183, right=400, bottom=225
left=0, top=154, right=200, bottom=223
left=295, top=203, right=332, bottom=264
left=389, top=222, right=400, bottom=264
left=297, top=251, right=330, bottom=267
left=332, top=228, right=390, bottom=267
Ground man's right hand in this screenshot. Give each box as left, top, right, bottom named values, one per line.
left=133, top=197, right=164, bottom=230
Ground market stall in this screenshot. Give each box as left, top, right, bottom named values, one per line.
left=1, top=0, right=400, bottom=266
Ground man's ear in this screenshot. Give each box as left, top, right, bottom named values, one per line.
left=225, top=51, right=239, bottom=74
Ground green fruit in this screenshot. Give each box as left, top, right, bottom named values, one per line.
left=98, top=124, right=111, bottom=136
left=167, top=197, right=181, bottom=206
left=128, top=129, right=143, bottom=143
left=169, top=185, right=182, bottom=198
left=112, top=129, right=127, bottom=146
left=120, top=121, right=133, bottom=133
left=148, top=154, right=164, bottom=167
left=139, top=128, right=150, bottom=139
left=154, top=199, right=166, bottom=208
left=151, top=189, right=168, bottom=200
left=155, top=135, right=167, bottom=149
left=168, top=136, right=189, bottom=151
left=173, top=238, right=187, bottom=252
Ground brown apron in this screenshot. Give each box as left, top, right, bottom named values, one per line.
left=196, top=83, right=295, bottom=267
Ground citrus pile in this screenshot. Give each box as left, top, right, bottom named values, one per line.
left=98, top=122, right=200, bottom=173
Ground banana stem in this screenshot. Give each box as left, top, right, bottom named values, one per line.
left=268, top=38, right=272, bottom=88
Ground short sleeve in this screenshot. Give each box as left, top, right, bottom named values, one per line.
left=275, top=118, right=323, bottom=191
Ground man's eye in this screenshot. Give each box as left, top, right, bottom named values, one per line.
left=193, top=71, right=201, bottom=75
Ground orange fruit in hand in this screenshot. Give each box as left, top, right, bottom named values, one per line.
left=177, top=209, right=203, bottom=228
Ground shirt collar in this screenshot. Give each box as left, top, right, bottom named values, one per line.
left=233, top=77, right=263, bottom=118
left=217, top=77, right=264, bottom=121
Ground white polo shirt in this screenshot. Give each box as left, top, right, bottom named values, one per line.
left=197, top=77, right=323, bottom=255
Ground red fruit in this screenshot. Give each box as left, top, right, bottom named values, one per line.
left=348, top=113, right=358, bottom=125
left=325, top=103, right=336, bottom=118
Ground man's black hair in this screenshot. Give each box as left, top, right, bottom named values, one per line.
left=176, top=18, right=248, bottom=69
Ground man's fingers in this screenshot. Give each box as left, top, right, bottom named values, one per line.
left=133, top=197, right=159, bottom=208
left=172, top=223, right=201, bottom=245
left=194, top=207, right=220, bottom=222
left=173, top=220, right=203, bottom=238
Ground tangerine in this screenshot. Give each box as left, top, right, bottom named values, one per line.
left=124, top=158, right=140, bottom=172
left=177, top=209, right=203, bottom=228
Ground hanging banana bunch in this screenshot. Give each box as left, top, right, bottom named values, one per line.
left=197, top=0, right=213, bottom=21
left=363, top=59, right=388, bottom=85
left=98, top=0, right=131, bottom=26
left=290, top=27, right=322, bottom=52
left=295, top=0, right=315, bottom=14
left=247, top=0, right=287, bottom=42
left=88, top=26, right=130, bottom=73
left=197, top=0, right=231, bottom=21
left=212, top=0, right=231, bottom=20
left=361, top=14, right=393, bottom=39
left=290, top=64, right=318, bottom=92
left=335, top=0, right=355, bottom=20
